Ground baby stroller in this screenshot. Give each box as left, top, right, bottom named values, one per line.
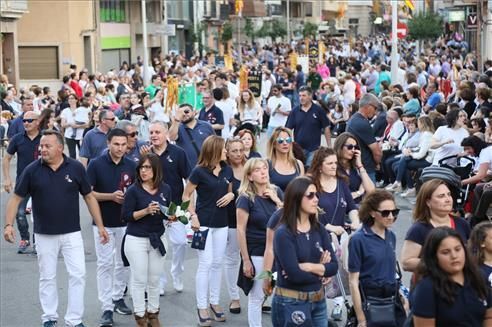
left=418, top=155, right=476, bottom=216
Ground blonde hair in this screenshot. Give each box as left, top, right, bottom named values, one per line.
left=238, top=89, right=258, bottom=114
left=238, top=158, right=277, bottom=202
left=267, top=127, right=299, bottom=172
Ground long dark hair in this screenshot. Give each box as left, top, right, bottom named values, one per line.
left=280, top=176, right=320, bottom=234
left=417, top=227, right=488, bottom=304
left=308, top=147, right=343, bottom=191
left=136, top=153, right=163, bottom=189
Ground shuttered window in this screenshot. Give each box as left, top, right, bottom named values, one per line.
left=19, top=46, right=59, bottom=79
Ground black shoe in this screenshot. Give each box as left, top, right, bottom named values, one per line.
left=99, top=310, right=114, bottom=326
left=113, top=298, right=132, bottom=315
left=42, top=321, right=57, bottom=327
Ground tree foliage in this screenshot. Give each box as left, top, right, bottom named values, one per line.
left=302, top=22, right=318, bottom=39
left=255, top=19, right=287, bottom=40
left=221, top=22, right=233, bottom=43
left=408, top=12, right=444, bottom=40
left=244, top=18, right=256, bottom=42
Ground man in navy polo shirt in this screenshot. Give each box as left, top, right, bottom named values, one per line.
left=4, top=129, right=109, bottom=327
left=285, top=86, right=331, bottom=167
left=198, top=90, right=224, bottom=136
left=79, top=109, right=116, bottom=168
left=87, top=128, right=136, bottom=326
left=6, top=95, right=34, bottom=139
left=115, top=120, right=146, bottom=163
left=169, top=103, right=215, bottom=167
left=143, top=121, right=191, bottom=294
left=2, top=110, right=40, bottom=253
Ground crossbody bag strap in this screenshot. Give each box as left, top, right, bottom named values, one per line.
left=184, top=127, right=200, bottom=156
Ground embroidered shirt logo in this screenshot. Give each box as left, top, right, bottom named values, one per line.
left=291, top=310, right=306, bottom=325
left=313, top=113, right=318, bottom=119
left=65, top=175, right=73, bottom=183
left=167, top=156, right=173, bottom=163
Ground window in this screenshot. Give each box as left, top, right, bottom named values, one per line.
left=349, top=18, right=359, bottom=24
left=304, top=2, right=313, bottom=17
left=291, top=2, right=301, bottom=17
left=146, top=0, right=158, bottom=22
left=19, top=46, right=59, bottom=79
left=101, top=49, right=130, bottom=74
left=100, top=0, right=126, bottom=23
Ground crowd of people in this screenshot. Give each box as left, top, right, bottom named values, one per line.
left=2, top=33, right=492, bottom=327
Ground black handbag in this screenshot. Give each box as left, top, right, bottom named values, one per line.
left=360, top=286, right=397, bottom=327
left=191, top=228, right=209, bottom=250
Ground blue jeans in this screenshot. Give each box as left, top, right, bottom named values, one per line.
left=303, top=149, right=315, bottom=168
left=395, top=156, right=430, bottom=188
left=17, top=196, right=30, bottom=241
left=272, top=294, right=327, bottom=327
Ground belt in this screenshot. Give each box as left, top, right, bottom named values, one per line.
left=274, top=286, right=325, bottom=302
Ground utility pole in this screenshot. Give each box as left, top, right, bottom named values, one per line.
left=286, top=0, right=290, bottom=43
left=390, top=0, right=398, bottom=84
left=162, top=0, right=168, bottom=55
left=141, top=0, right=149, bottom=85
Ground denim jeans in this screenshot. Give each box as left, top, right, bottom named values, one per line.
left=17, top=196, right=30, bottom=241
left=271, top=294, right=327, bottom=327
left=303, top=149, right=315, bottom=168
left=395, top=157, right=430, bottom=188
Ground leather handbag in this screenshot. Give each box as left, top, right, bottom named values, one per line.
left=360, top=285, right=397, bottom=327
left=190, top=228, right=209, bottom=250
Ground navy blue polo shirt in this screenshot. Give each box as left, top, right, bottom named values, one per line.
left=266, top=208, right=283, bottom=230
left=268, top=160, right=301, bottom=192
left=79, top=127, right=108, bottom=160
left=15, top=155, right=91, bottom=235
left=285, top=103, right=329, bottom=151
left=188, top=164, right=233, bottom=228
left=6, top=114, right=25, bottom=139
left=318, top=181, right=357, bottom=227
left=340, top=167, right=363, bottom=203
left=236, top=188, right=283, bottom=256
left=177, top=120, right=215, bottom=167
left=347, top=112, right=377, bottom=173
left=122, top=182, right=171, bottom=237
left=481, top=264, right=492, bottom=287
left=226, top=175, right=241, bottom=228
left=348, top=224, right=397, bottom=287
left=154, top=143, right=191, bottom=204
left=198, top=104, right=224, bottom=136
left=125, top=140, right=146, bottom=163
left=87, top=152, right=137, bottom=227
left=412, top=276, right=492, bottom=326
left=405, top=218, right=471, bottom=246
left=7, top=132, right=41, bottom=179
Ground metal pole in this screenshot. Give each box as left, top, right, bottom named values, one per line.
left=141, top=0, right=150, bottom=85
left=238, top=14, right=242, bottom=64
left=286, top=0, right=290, bottom=43
left=390, top=0, right=398, bottom=84
left=162, top=0, right=168, bottom=55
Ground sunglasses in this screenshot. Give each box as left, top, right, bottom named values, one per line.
left=376, top=209, right=400, bottom=218
left=23, top=118, right=36, bottom=123
left=183, top=110, right=191, bottom=114
left=276, top=137, right=292, bottom=144
left=127, top=131, right=139, bottom=137
left=104, top=117, right=116, bottom=121
left=344, top=144, right=360, bottom=151
left=304, top=192, right=318, bottom=200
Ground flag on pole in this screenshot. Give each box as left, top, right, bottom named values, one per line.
left=290, top=52, right=298, bottom=71
left=404, top=0, right=414, bottom=11
left=224, top=54, right=233, bottom=70
left=235, top=0, right=243, bottom=15
left=318, top=41, right=326, bottom=63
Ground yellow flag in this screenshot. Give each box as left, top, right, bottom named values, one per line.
left=290, top=52, right=298, bottom=71
left=224, top=54, right=233, bottom=71
left=405, top=0, right=414, bottom=11
left=166, top=76, right=179, bottom=113
left=239, top=65, right=248, bottom=91
left=235, top=0, right=243, bottom=15
left=318, top=41, right=326, bottom=63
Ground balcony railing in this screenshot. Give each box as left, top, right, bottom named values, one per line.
left=0, top=0, right=28, bottom=19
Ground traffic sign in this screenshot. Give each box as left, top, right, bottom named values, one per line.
left=467, top=14, right=478, bottom=28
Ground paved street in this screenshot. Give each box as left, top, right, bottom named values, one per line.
left=0, top=137, right=414, bottom=327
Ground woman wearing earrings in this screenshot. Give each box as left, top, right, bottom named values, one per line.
left=237, top=158, right=283, bottom=327
left=267, top=127, right=304, bottom=192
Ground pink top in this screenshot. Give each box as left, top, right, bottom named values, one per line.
left=317, top=64, right=330, bottom=79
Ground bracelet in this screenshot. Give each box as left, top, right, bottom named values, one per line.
left=3, top=223, right=12, bottom=229
left=356, top=165, right=364, bottom=169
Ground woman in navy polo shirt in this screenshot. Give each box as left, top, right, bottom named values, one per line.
left=348, top=190, right=406, bottom=327
left=223, top=138, right=246, bottom=314
left=238, top=129, right=261, bottom=159
left=412, top=227, right=492, bottom=326
left=236, top=158, right=283, bottom=327
left=401, top=179, right=471, bottom=275
left=267, top=127, right=304, bottom=192
left=272, top=176, right=338, bottom=327
left=122, top=153, right=171, bottom=326
left=469, top=222, right=492, bottom=286
left=333, top=132, right=375, bottom=204
left=182, top=135, right=235, bottom=326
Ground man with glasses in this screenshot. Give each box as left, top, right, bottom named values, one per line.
left=114, top=94, right=132, bottom=121
left=6, top=96, right=34, bottom=139
left=2, top=110, right=40, bottom=253
left=79, top=110, right=116, bottom=168
left=169, top=103, right=215, bottom=167
left=115, top=120, right=146, bottom=163
left=285, top=86, right=331, bottom=167
left=347, top=93, right=382, bottom=183
left=266, top=84, right=291, bottom=138
left=198, top=90, right=224, bottom=136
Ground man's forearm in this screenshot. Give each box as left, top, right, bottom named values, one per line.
left=79, top=157, right=88, bottom=168
left=5, top=194, right=23, bottom=226
left=2, top=156, right=12, bottom=183
left=84, top=193, right=104, bottom=228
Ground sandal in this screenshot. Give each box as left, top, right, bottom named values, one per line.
left=210, top=304, right=226, bottom=322
left=229, top=300, right=241, bottom=314
left=197, top=309, right=212, bottom=327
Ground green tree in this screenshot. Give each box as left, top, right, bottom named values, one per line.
left=270, top=19, right=287, bottom=39
left=302, top=22, right=318, bottom=39
left=244, top=18, right=256, bottom=42
left=221, top=22, right=233, bottom=43
left=408, top=12, right=444, bottom=41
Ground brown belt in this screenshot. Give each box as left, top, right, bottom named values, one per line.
left=274, top=286, right=325, bottom=302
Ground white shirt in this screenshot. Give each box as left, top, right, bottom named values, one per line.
left=478, top=146, right=492, bottom=171
left=149, top=102, right=170, bottom=123
left=267, top=95, right=291, bottom=128
left=432, top=126, right=469, bottom=165
left=61, top=107, right=91, bottom=140
left=216, top=98, right=237, bottom=139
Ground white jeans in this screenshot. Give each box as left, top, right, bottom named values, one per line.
left=160, top=222, right=187, bottom=288
left=124, top=234, right=166, bottom=316
left=92, top=226, right=128, bottom=312
left=36, top=231, right=85, bottom=326
left=196, top=226, right=228, bottom=309
left=223, top=228, right=240, bottom=301
left=248, top=256, right=265, bottom=327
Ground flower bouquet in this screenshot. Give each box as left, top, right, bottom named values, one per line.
left=159, top=200, right=191, bottom=225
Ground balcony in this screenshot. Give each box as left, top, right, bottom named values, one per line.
left=0, top=0, right=28, bottom=19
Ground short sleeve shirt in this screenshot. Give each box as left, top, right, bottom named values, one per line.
left=285, top=103, right=330, bottom=152
left=79, top=127, right=108, bottom=160
left=177, top=120, right=215, bottom=168
left=7, top=132, right=41, bottom=179
left=198, top=105, right=224, bottom=136
left=405, top=218, right=471, bottom=246
left=318, top=181, right=357, bottom=227
left=347, top=112, right=377, bottom=172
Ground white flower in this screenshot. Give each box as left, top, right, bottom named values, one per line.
left=184, top=212, right=191, bottom=219
left=176, top=208, right=185, bottom=217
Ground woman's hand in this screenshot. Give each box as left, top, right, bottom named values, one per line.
left=319, top=250, right=331, bottom=264
left=216, top=192, right=234, bottom=207
left=242, top=259, right=254, bottom=279
left=326, top=224, right=345, bottom=236
left=262, top=278, right=273, bottom=296
left=354, top=149, right=363, bottom=167
left=146, top=201, right=160, bottom=215
left=190, top=214, right=200, bottom=231
left=263, top=188, right=282, bottom=207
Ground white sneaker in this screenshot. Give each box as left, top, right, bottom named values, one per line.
left=159, top=287, right=165, bottom=296
left=401, top=188, right=416, bottom=198
left=385, top=183, right=396, bottom=191
left=174, top=278, right=184, bottom=293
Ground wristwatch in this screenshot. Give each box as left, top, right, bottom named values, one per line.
left=3, top=224, right=13, bottom=229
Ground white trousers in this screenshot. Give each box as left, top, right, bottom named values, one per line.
left=160, top=222, right=187, bottom=289
left=223, top=228, right=241, bottom=301
left=248, top=256, right=265, bottom=327
left=92, top=226, right=128, bottom=312
left=196, top=227, right=228, bottom=309
left=36, top=231, right=85, bottom=326
left=124, top=234, right=166, bottom=316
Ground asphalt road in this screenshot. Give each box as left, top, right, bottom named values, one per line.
left=0, top=136, right=414, bottom=327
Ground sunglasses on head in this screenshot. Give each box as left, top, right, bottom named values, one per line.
left=23, top=118, right=36, bottom=123
left=304, top=192, right=318, bottom=200
left=376, top=209, right=400, bottom=218
left=344, top=144, right=360, bottom=151
left=276, top=137, right=292, bottom=144
left=127, top=131, right=139, bottom=137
